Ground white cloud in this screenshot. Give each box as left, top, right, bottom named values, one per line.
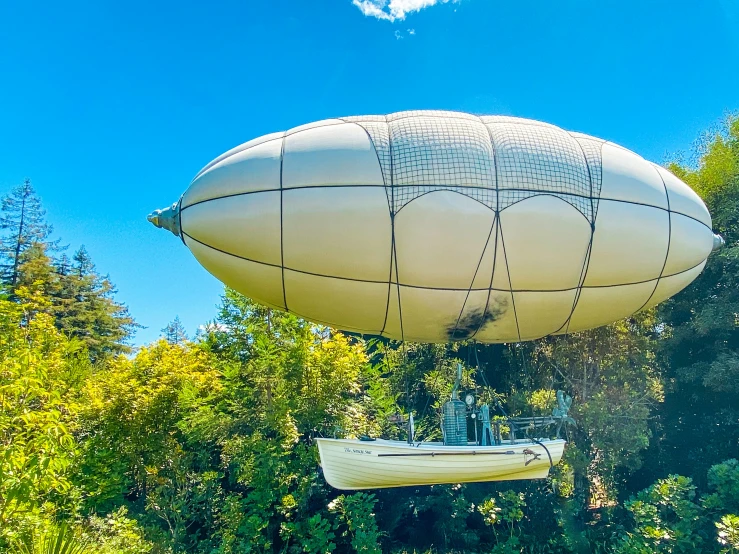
left=352, top=0, right=457, bottom=22
left=408, top=28, right=416, bottom=34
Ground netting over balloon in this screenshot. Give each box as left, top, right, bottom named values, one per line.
left=343, top=111, right=603, bottom=223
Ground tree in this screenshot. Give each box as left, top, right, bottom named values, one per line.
left=161, top=316, right=188, bottom=345
left=51, top=246, right=137, bottom=361
left=0, top=179, right=53, bottom=288
left=616, top=475, right=707, bottom=553
left=649, top=116, right=739, bottom=481
left=0, top=290, right=81, bottom=547
left=75, top=340, right=221, bottom=512
left=0, top=184, right=134, bottom=361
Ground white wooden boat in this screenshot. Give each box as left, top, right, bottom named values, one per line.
left=315, top=437, right=566, bottom=490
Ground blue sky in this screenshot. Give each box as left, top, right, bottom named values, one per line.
left=1, top=0, right=737, bottom=345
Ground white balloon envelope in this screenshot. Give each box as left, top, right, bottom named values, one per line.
left=150, top=111, right=722, bottom=343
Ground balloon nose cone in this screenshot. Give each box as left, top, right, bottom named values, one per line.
left=712, top=234, right=725, bottom=252
left=148, top=202, right=181, bottom=237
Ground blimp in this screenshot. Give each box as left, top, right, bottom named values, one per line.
left=149, top=110, right=723, bottom=343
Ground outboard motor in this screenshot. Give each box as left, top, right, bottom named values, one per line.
left=442, top=363, right=468, bottom=446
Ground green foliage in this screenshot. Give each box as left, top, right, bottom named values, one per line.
left=75, top=339, right=221, bottom=516
left=161, top=316, right=188, bottom=345
left=0, top=184, right=136, bottom=360
left=509, top=312, right=662, bottom=507
left=80, top=507, right=153, bottom=554
left=528, top=388, right=557, bottom=414
left=617, top=475, right=706, bottom=553
left=329, top=493, right=381, bottom=554
left=657, top=116, right=739, bottom=480
left=0, top=292, right=78, bottom=546
left=705, top=460, right=739, bottom=513
left=478, top=490, right=525, bottom=548
left=15, top=523, right=93, bottom=554
left=478, top=496, right=502, bottom=527
left=0, top=179, right=53, bottom=287
left=51, top=246, right=137, bottom=361
left=717, top=514, right=739, bottom=553
left=304, top=514, right=338, bottom=554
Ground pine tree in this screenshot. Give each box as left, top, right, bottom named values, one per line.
left=15, top=242, right=56, bottom=289
left=0, top=181, right=138, bottom=360
left=0, top=179, right=53, bottom=287
left=51, top=246, right=138, bottom=361
left=161, top=316, right=188, bottom=345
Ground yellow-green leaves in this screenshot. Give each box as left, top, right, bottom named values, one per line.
left=0, top=297, right=78, bottom=542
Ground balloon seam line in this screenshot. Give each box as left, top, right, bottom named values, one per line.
left=180, top=233, right=705, bottom=291
left=279, top=136, right=288, bottom=310
left=179, top=190, right=708, bottom=230
left=471, top=119, right=500, bottom=340
left=379, top=116, right=394, bottom=336
left=497, top=222, right=521, bottom=342
left=388, top=117, right=405, bottom=342
left=558, top=136, right=601, bottom=334
left=471, top=216, right=500, bottom=340
left=637, top=166, right=672, bottom=312
left=192, top=131, right=286, bottom=181
left=450, top=216, right=498, bottom=341
left=558, top=227, right=594, bottom=336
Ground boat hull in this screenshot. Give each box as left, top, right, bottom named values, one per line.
left=315, top=438, right=566, bottom=490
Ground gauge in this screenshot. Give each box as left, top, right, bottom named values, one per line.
left=465, top=393, right=475, bottom=406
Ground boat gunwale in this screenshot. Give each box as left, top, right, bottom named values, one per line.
left=314, top=437, right=566, bottom=455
